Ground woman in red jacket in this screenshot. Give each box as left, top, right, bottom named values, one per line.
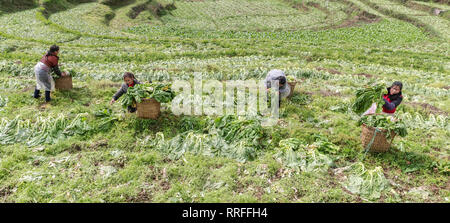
left=382, top=81, right=403, bottom=115
left=33, top=45, right=67, bottom=102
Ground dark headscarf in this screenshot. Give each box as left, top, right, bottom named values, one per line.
left=386, top=81, right=403, bottom=101
left=46, top=45, right=59, bottom=57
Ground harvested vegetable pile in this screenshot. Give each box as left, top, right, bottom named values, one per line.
left=0, top=114, right=90, bottom=146
left=121, top=82, right=176, bottom=108
left=352, top=83, right=385, bottom=115
left=93, top=108, right=123, bottom=132
left=358, top=114, right=408, bottom=139
left=275, top=138, right=335, bottom=172
left=341, top=162, right=390, bottom=200
left=142, top=115, right=265, bottom=162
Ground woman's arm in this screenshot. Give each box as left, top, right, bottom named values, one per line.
left=383, top=97, right=403, bottom=110
left=52, top=65, right=62, bottom=77
left=113, top=84, right=126, bottom=100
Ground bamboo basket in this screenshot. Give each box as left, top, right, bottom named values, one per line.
left=287, top=82, right=297, bottom=98
left=55, top=75, right=73, bottom=90
left=360, top=124, right=396, bottom=152
left=136, top=98, right=161, bottom=119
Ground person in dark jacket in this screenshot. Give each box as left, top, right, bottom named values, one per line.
left=110, top=72, right=141, bottom=113
left=382, top=81, right=403, bottom=114
left=33, top=45, right=67, bottom=102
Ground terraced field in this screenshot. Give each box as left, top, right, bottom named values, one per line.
left=0, top=0, right=448, bottom=203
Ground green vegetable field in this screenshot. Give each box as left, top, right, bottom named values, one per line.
left=0, top=0, right=448, bottom=203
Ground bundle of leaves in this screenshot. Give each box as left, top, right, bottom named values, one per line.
left=0, top=114, right=90, bottom=146
left=144, top=115, right=265, bottom=162
left=289, top=93, right=311, bottom=105
left=212, top=115, right=264, bottom=148
left=358, top=114, right=408, bottom=139
left=121, top=82, right=175, bottom=108
left=342, top=162, right=390, bottom=201
left=275, top=138, right=334, bottom=172
left=93, top=108, right=123, bottom=132
left=352, top=83, right=385, bottom=115
left=311, top=135, right=341, bottom=155
left=52, top=68, right=77, bottom=79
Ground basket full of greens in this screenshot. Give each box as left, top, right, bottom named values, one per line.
left=286, top=75, right=298, bottom=98
left=121, top=82, right=176, bottom=119
left=358, top=114, right=408, bottom=152
left=54, top=70, right=75, bottom=90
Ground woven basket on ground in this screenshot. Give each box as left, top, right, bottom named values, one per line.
left=360, top=124, right=396, bottom=152
left=136, top=98, right=161, bottom=119
left=287, top=82, right=297, bottom=98
left=55, top=76, right=73, bottom=90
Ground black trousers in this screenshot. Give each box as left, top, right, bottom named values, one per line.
left=266, top=91, right=282, bottom=107
left=34, top=89, right=51, bottom=102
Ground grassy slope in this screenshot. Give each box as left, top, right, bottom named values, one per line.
left=0, top=0, right=448, bottom=202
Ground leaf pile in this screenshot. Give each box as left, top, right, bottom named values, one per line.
left=352, top=83, right=385, bottom=115
left=358, top=114, right=408, bottom=139
left=121, top=82, right=175, bottom=108
left=275, top=138, right=334, bottom=172
left=341, top=162, right=390, bottom=200
left=289, top=93, right=311, bottom=105
left=310, top=135, right=341, bottom=155
left=93, top=108, right=123, bottom=132
left=142, top=115, right=264, bottom=162
left=0, top=114, right=90, bottom=146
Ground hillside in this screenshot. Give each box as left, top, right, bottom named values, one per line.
left=0, top=0, right=448, bottom=203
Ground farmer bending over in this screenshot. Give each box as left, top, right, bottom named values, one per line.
left=110, top=72, right=141, bottom=113
left=265, top=69, right=291, bottom=106
left=33, top=45, right=67, bottom=102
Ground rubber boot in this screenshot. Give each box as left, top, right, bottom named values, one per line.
left=45, top=91, right=51, bottom=102
left=128, top=106, right=137, bottom=113
left=33, top=89, right=41, bottom=99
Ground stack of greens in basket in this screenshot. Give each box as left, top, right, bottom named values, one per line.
left=352, top=83, right=385, bottom=115
left=51, top=68, right=76, bottom=79
left=358, top=115, right=408, bottom=139
left=121, top=83, right=176, bottom=108
left=287, top=75, right=297, bottom=83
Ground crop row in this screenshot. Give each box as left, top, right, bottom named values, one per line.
left=362, top=0, right=450, bottom=39
left=164, top=0, right=343, bottom=31
left=0, top=9, right=78, bottom=43
left=48, top=3, right=131, bottom=38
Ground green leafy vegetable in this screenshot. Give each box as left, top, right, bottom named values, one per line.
left=342, top=162, right=390, bottom=200
left=93, top=108, right=122, bottom=132
left=0, top=114, right=91, bottom=146
left=358, top=114, right=408, bottom=139
left=311, top=135, right=341, bottom=155
left=121, top=82, right=176, bottom=108
left=275, top=138, right=334, bottom=172
left=352, top=83, right=385, bottom=115
left=142, top=115, right=264, bottom=162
